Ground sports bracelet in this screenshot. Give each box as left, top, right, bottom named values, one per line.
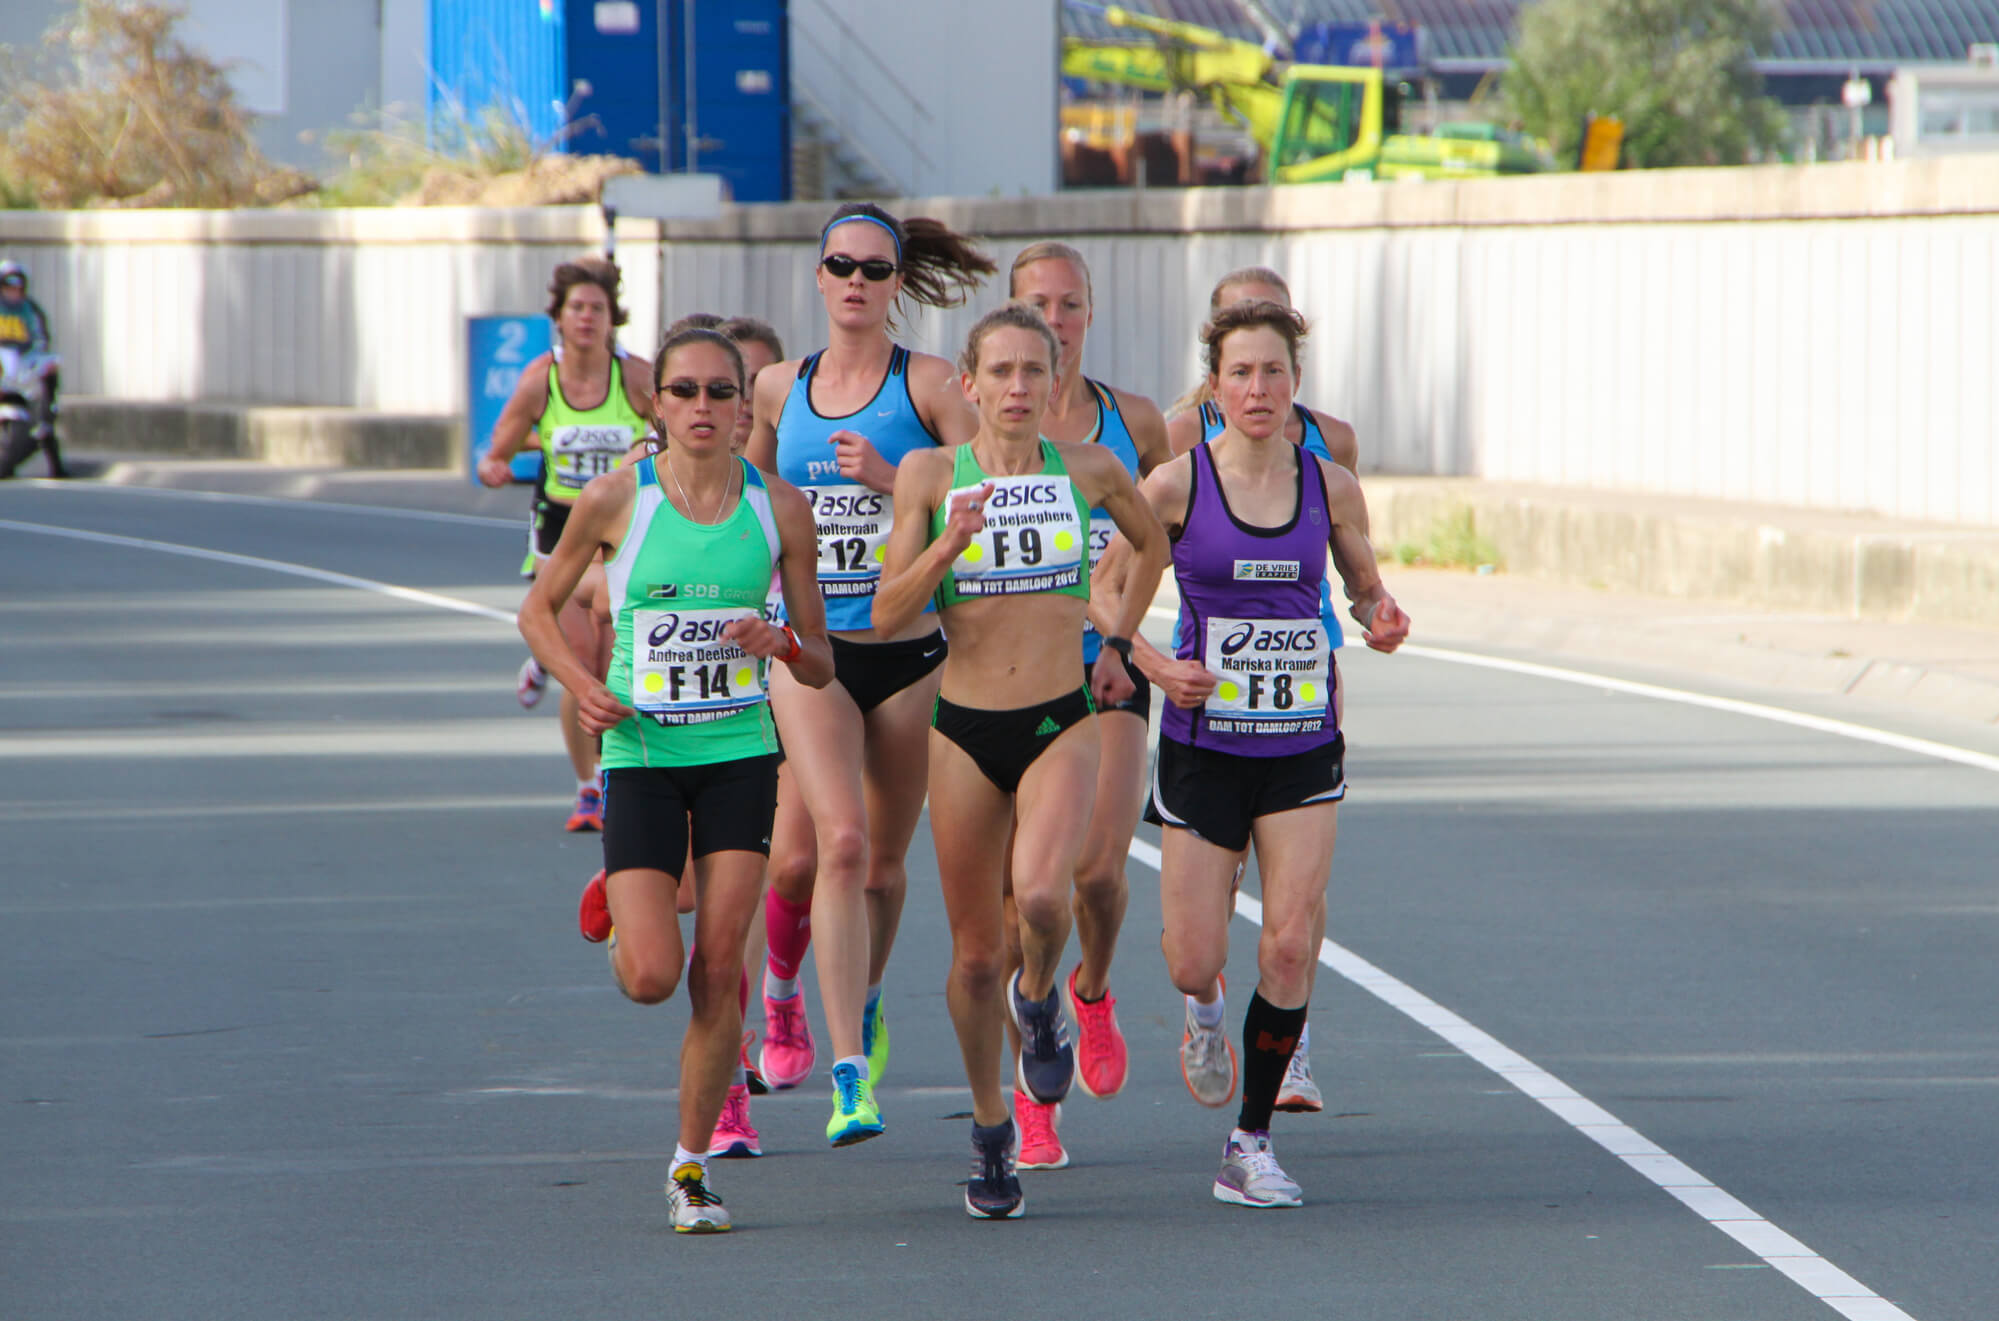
left=776, top=624, right=803, bottom=664
left=1103, top=635, right=1134, bottom=663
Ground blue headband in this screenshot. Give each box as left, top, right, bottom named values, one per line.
left=821, top=214, right=902, bottom=260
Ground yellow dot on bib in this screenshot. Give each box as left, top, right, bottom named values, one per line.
left=872, top=545, right=886, bottom=562
left=733, top=666, right=755, bottom=689
left=1299, top=682, right=1318, bottom=702
left=641, top=673, right=666, bottom=694
left=1218, top=681, right=1241, bottom=702
left=961, top=544, right=985, bottom=564
left=1053, top=530, right=1075, bottom=552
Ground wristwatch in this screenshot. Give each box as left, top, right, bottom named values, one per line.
left=1103, top=635, right=1134, bottom=663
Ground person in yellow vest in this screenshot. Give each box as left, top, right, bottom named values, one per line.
left=480, top=257, right=652, bottom=831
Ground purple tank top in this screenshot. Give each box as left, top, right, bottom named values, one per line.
left=1162, top=443, right=1339, bottom=756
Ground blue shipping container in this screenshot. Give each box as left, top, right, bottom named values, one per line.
left=670, top=0, right=791, bottom=203
left=429, top=0, right=567, bottom=150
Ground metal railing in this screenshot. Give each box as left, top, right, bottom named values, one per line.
left=789, top=0, right=936, bottom=196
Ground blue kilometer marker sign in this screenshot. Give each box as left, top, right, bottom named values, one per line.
left=466, top=315, right=553, bottom=484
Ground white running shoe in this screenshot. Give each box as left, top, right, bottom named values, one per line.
left=1180, top=986, right=1237, bottom=1109
left=1213, top=1131, right=1303, bottom=1208
left=667, top=1162, right=731, bottom=1232
left=1275, top=1036, right=1324, bottom=1114
left=516, top=656, right=548, bottom=708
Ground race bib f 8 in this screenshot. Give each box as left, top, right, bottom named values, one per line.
left=1200, top=616, right=1331, bottom=735
left=630, top=607, right=767, bottom=725
left=949, top=475, right=1084, bottom=597
left=804, top=484, right=892, bottom=598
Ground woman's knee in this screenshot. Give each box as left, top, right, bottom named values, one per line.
left=951, top=944, right=1007, bottom=999
left=863, top=857, right=906, bottom=899
left=1257, top=923, right=1318, bottom=992
left=1072, top=853, right=1128, bottom=908
left=617, top=954, right=681, bottom=1006
left=1161, top=931, right=1226, bottom=998
left=1012, top=881, right=1068, bottom=935
left=768, top=844, right=815, bottom=900
left=815, top=821, right=868, bottom=879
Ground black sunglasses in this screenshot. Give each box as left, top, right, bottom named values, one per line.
left=821, top=254, right=899, bottom=282
left=662, top=379, right=741, bottom=400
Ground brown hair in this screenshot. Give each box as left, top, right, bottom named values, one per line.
left=719, top=315, right=784, bottom=361
left=546, top=256, right=629, bottom=326
left=665, top=312, right=725, bottom=335
left=653, top=326, right=748, bottom=392
left=1008, top=241, right=1092, bottom=304
left=821, top=203, right=995, bottom=329
left=1201, top=300, right=1309, bottom=378
left=958, top=303, right=1059, bottom=376
left=1169, top=267, right=1298, bottom=417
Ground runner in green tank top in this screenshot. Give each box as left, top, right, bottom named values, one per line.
left=873, top=304, right=1170, bottom=1219
left=519, top=326, right=832, bottom=1235
left=478, top=257, right=654, bottom=832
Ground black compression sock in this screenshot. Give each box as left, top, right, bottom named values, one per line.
left=1237, top=990, right=1307, bottom=1134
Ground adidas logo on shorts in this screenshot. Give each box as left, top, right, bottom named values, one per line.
left=1034, top=716, right=1061, bottom=737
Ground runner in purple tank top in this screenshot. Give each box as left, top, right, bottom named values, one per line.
left=1098, top=301, right=1409, bottom=1208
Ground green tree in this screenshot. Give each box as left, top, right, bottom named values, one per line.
left=1503, top=0, right=1789, bottom=168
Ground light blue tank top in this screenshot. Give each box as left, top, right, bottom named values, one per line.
left=1198, top=401, right=1345, bottom=652
left=774, top=344, right=941, bottom=632
left=1080, top=380, right=1141, bottom=666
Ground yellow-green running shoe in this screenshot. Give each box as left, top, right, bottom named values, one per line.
left=862, top=993, right=890, bottom=1084
left=825, top=1060, right=884, bottom=1147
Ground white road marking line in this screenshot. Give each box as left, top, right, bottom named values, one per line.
left=25, top=477, right=525, bottom=529
left=4, top=507, right=1961, bottom=1317
left=0, top=519, right=518, bottom=625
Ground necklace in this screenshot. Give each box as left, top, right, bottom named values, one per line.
left=666, top=454, right=734, bottom=525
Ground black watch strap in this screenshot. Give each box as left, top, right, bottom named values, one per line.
left=1104, top=635, right=1134, bottom=662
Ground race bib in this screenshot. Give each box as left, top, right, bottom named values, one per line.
left=1080, top=509, right=1117, bottom=639
left=630, top=607, right=767, bottom=725
left=804, top=484, right=893, bottom=598
left=548, top=424, right=633, bottom=491
left=949, top=475, right=1084, bottom=598
left=1201, top=616, right=1331, bottom=735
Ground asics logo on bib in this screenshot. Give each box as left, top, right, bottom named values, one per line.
left=987, top=481, right=1062, bottom=510
left=811, top=490, right=887, bottom=519
left=648, top=613, right=736, bottom=647
left=1220, top=622, right=1324, bottom=657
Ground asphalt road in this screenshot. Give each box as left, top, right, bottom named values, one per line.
left=4, top=476, right=1996, bottom=1321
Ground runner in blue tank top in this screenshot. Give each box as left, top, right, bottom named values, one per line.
left=1163, top=266, right=1369, bottom=1110
left=1106, top=301, right=1408, bottom=1210
left=745, top=203, right=995, bottom=1149
left=1001, top=242, right=1175, bottom=1170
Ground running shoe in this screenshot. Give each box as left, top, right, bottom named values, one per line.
left=667, top=1162, right=731, bottom=1232
left=578, top=869, right=612, bottom=944
left=1275, top=1038, right=1324, bottom=1114
left=516, top=656, right=548, bottom=708
left=759, top=990, right=815, bottom=1090
left=862, top=993, right=890, bottom=1084
left=738, top=1030, right=769, bottom=1096
left=964, top=1119, right=1025, bottom=1219
left=1013, top=1091, right=1068, bottom=1171
left=1180, top=982, right=1238, bottom=1109
left=1006, top=970, right=1075, bottom=1105
left=824, top=1060, right=884, bottom=1147
left=1212, top=1130, right=1303, bottom=1208
left=565, top=785, right=604, bottom=833
left=708, top=1083, right=762, bottom=1158
left=1064, top=965, right=1128, bottom=1099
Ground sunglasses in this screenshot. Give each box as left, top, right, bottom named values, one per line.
left=662, top=379, right=741, bottom=400
left=821, top=254, right=899, bottom=282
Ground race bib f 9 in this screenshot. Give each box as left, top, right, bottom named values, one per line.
left=949, top=475, right=1084, bottom=597
left=1200, top=616, right=1331, bottom=735
left=630, top=607, right=767, bottom=725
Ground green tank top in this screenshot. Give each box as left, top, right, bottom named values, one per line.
left=540, top=353, right=649, bottom=505
left=931, top=440, right=1093, bottom=611
left=600, top=455, right=783, bottom=769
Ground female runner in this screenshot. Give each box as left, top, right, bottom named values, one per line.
left=745, top=203, right=992, bottom=1147
left=520, top=325, right=832, bottom=1233
left=873, top=304, right=1168, bottom=1218
left=1108, top=301, right=1406, bottom=1207
left=481, top=256, right=652, bottom=832
left=1000, top=243, right=1172, bottom=1170
left=1165, top=266, right=1362, bottom=1113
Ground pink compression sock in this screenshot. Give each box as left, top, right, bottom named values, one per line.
left=764, top=889, right=813, bottom=983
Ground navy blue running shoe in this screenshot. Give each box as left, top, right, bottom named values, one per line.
left=1006, top=970, right=1075, bottom=1105
left=964, top=1119, right=1024, bottom=1219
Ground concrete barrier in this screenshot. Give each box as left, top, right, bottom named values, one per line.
left=1364, top=477, right=1999, bottom=631
left=60, top=398, right=461, bottom=469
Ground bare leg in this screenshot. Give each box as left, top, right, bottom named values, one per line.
left=676, top=851, right=766, bottom=1153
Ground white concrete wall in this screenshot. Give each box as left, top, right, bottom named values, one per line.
left=2, top=156, right=1994, bottom=524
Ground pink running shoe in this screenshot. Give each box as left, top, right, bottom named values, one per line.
left=578, top=870, right=612, bottom=944
left=758, top=990, right=815, bottom=1090
left=1064, top=965, right=1128, bottom=1099
left=708, top=1083, right=762, bottom=1158
left=1014, top=1090, right=1068, bottom=1170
